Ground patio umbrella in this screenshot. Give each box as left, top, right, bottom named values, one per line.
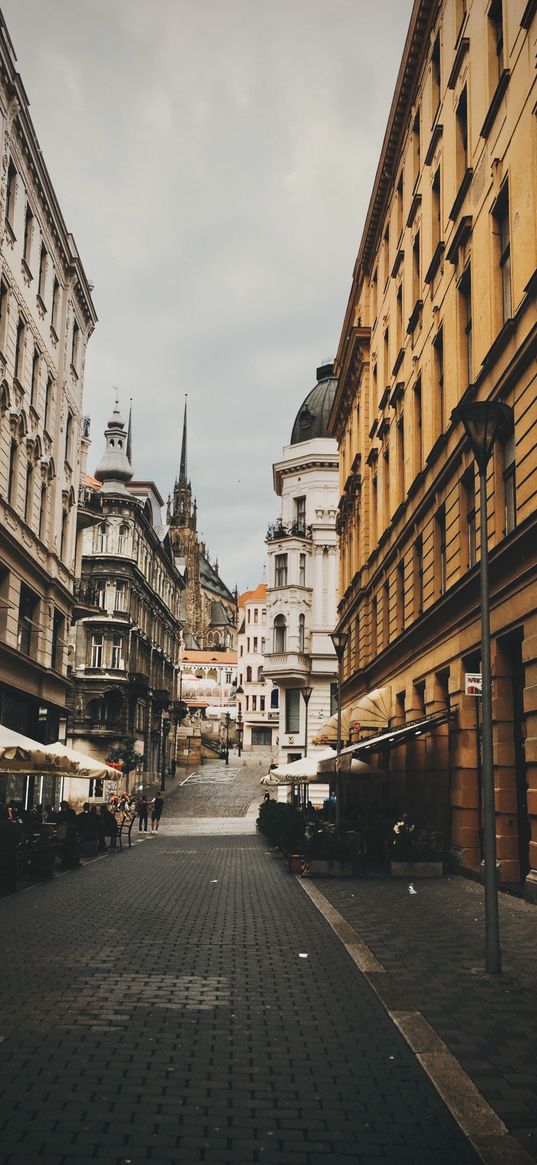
left=261, top=748, right=337, bottom=785
left=0, top=726, right=74, bottom=773
left=42, top=742, right=119, bottom=779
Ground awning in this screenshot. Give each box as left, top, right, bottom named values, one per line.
left=312, top=687, right=391, bottom=745
left=0, top=727, right=74, bottom=774
left=261, top=748, right=336, bottom=785
left=43, top=742, right=119, bottom=780
left=317, top=747, right=387, bottom=776
left=343, top=711, right=452, bottom=759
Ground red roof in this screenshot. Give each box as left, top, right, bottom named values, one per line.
left=239, top=583, right=267, bottom=608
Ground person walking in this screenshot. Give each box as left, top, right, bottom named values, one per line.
left=151, top=794, right=164, bottom=833
left=137, top=795, right=148, bottom=833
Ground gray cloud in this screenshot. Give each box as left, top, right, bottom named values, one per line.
left=3, top=0, right=413, bottom=592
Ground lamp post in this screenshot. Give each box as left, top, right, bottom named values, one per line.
left=224, top=712, right=230, bottom=765
left=453, top=398, right=512, bottom=976
left=160, top=712, right=170, bottom=792
left=301, top=685, right=313, bottom=810
left=330, top=630, right=349, bottom=829
left=237, top=702, right=243, bottom=757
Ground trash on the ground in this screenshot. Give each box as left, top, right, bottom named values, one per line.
left=299, top=952, right=309, bottom=958
left=408, top=883, right=417, bottom=894
left=210, top=879, right=218, bottom=883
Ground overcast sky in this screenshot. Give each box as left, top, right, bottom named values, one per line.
left=3, top=0, right=413, bottom=592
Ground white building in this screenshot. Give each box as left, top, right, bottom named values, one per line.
left=237, top=584, right=278, bottom=752
left=264, top=363, right=339, bottom=765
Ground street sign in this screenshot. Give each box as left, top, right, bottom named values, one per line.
left=465, top=673, right=482, bottom=696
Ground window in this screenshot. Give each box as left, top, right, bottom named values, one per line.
left=412, top=230, right=421, bottom=307
left=111, top=635, right=124, bottom=670
left=64, top=410, right=73, bottom=464
left=31, top=348, right=40, bottom=408
left=413, top=376, right=423, bottom=472
left=71, top=320, right=80, bottom=372
left=118, top=522, right=129, bottom=554
left=431, top=166, right=441, bottom=254
left=253, top=608, right=258, bottom=623
left=383, top=328, right=390, bottom=385
left=38, top=484, right=48, bottom=541
left=18, top=584, right=38, bottom=656
left=60, top=509, right=70, bottom=560
left=245, top=695, right=250, bottom=711
left=295, top=496, right=306, bottom=532
left=95, top=581, right=107, bottom=609
left=91, top=633, right=103, bottom=668
left=383, top=580, right=390, bottom=647
left=44, top=375, right=53, bottom=431
left=502, top=427, right=516, bottom=535
left=383, top=222, right=390, bottom=288
left=458, top=264, right=473, bottom=387
left=115, top=580, right=127, bottom=611
left=51, top=610, right=64, bottom=671
left=253, top=637, right=258, bottom=652
left=455, top=86, right=468, bottom=189
left=24, top=460, right=33, bottom=525
left=412, top=108, right=421, bottom=186
left=247, top=608, right=251, bottom=623
left=383, top=445, right=390, bottom=527
left=271, top=687, right=279, bottom=709
left=414, top=535, right=423, bottom=616
left=371, top=596, right=378, bottom=658
left=431, top=34, right=441, bottom=122
left=493, top=183, right=512, bottom=324
left=23, top=203, right=33, bottom=268
left=396, top=412, right=405, bottom=503
left=371, top=474, right=378, bottom=547
left=51, top=278, right=60, bottom=333
left=488, top=0, right=504, bottom=91
left=96, top=523, right=108, bottom=553
left=0, top=280, right=8, bottom=352
left=273, top=614, right=286, bottom=653
left=275, top=553, right=288, bottom=587
left=7, top=438, right=18, bottom=506
left=299, top=553, right=306, bottom=586
left=396, top=172, right=404, bottom=242
left=433, top=326, right=444, bottom=437
left=246, top=666, right=252, bottom=682
left=396, top=282, right=403, bottom=352
left=14, top=317, right=25, bottom=382
left=371, top=268, right=378, bottom=323
left=5, top=161, right=16, bottom=230
left=285, top=688, right=301, bottom=734
left=396, top=560, right=405, bottom=632
left=38, top=245, right=47, bottom=301
left=260, top=696, right=265, bottom=712
left=298, top=613, right=305, bottom=653
left=435, top=505, right=447, bottom=596
left=462, top=468, right=476, bottom=569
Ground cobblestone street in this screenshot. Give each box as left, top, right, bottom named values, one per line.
left=0, top=757, right=482, bottom=1165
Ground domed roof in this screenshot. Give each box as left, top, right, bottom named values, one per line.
left=95, top=399, right=133, bottom=493
left=290, top=362, right=337, bottom=445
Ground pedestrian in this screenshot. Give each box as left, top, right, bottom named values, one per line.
left=137, top=795, right=148, bottom=832
left=151, top=794, right=164, bottom=832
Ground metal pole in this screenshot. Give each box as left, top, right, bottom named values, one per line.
left=225, top=714, right=230, bottom=765
left=336, top=664, right=342, bottom=828
left=479, top=468, right=501, bottom=974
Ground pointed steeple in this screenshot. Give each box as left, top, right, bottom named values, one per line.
left=94, top=393, right=133, bottom=494
left=126, top=399, right=133, bottom=464
left=179, top=394, right=188, bottom=486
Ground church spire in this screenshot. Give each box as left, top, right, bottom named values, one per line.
left=179, top=394, right=188, bottom=486
left=126, top=399, right=132, bottom=464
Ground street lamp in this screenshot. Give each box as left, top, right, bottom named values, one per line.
left=301, top=686, right=313, bottom=758
left=224, top=712, right=230, bottom=765
left=330, top=629, right=349, bottom=828
left=453, top=398, right=512, bottom=976
left=236, top=702, right=243, bottom=757
left=160, top=713, right=170, bottom=792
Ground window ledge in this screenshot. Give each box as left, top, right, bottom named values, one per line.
left=391, top=249, right=404, bottom=279
left=448, top=36, right=469, bottom=90
left=391, top=347, right=405, bottom=377
left=21, top=258, right=33, bottom=283
left=446, top=215, right=472, bottom=264
left=424, top=241, right=445, bottom=285
left=70, top=363, right=79, bottom=381
left=36, top=293, right=47, bottom=318
left=4, top=219, right=15, bottom=245
left=521, top=0, right=537, bottom=28
left=480, top=71, right=511, bottom=140
left=50, top=324, right=59, bottom=346
left=406, top=300, right=423, bottom=335
left=425, top=122, right=443, bottom=167
left=449, top=168, right=473, bottom=222
left=406, top=192, right=421, bottom=229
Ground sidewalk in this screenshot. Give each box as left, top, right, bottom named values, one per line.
left=304, top=872, right=537, bottom=1160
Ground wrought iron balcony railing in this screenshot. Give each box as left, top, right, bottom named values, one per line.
left=266, top=520, right=312, bottom=542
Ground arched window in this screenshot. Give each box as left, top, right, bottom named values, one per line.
left=298, top=614, right=305, bottom=653
left=246, top=665, right=252, bottom=682
left=118, top=522, right=129, bottom=554
left=273, top=614, right=286, bottom=653
left=96, top=522, right=108, bottom=553
left=270, top=687, right=279, bottom=709
left=7, top=437, right=18, bottom=505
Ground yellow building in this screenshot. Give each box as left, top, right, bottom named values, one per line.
left=330, top=0, right=537, bottom=894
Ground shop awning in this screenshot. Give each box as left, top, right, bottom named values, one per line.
left=43, top=742, right=119, bottom=780
left=319, top=708, right=451, bottom=773
left=0, top=727, right=74, bottom=774
left=312, top=687, right=391, bottom=745
left=261, top=748, right=336, bottom=785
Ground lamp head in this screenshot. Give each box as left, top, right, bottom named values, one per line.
left=330, top=629, right=349, bottom=661
left=301, top=685, right=313, bottom=704
left=453, top=400, right=512, bottom=472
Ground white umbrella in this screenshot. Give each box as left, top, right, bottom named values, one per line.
left=0, top=726, right=73, bottom=773
left=261, top=748, right=337, bottom=785
left=42, top=741, right=119, bottom=780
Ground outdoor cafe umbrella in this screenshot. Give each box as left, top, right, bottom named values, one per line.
left=42, top=741, right=120, bottom=780
left=0, top=726, right=74, bottom=773
left=260, top=749, right=337, bottom=785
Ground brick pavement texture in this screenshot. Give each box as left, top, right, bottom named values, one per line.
left=311, top=875, right=537, bottom=1160
left=0, top=835, right=480, bottom=1165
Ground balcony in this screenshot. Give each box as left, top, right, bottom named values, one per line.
left=72, top=578, right=102, bottom=621
left=76, top=484, right=103, bottom=530
left=263, top=651, right=310, bottom=683
left=266, top=520, right=312, bottom=542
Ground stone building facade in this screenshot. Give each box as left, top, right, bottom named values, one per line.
left=0, top=12, right=96, bottom=775
left=330, top=0, right=537, bottom=893
left=69, top=402, right=184, bottom=788
left=167, top=399, right=237, bottom=650
left=264, top=364, right=339, bottom=764
left=237, top=584, right=278, bottom=752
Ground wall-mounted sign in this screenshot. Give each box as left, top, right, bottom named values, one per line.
left=465, top=673, right=482, bottom=696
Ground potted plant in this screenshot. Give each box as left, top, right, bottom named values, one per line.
left=390, top=815, right=444, bottom=878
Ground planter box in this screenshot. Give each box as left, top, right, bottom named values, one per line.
left=301, top=858, right=354, bottom=878
left=390, top=860, right=444, bottom=878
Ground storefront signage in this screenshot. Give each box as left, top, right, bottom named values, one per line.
left=465, top=673, right=482, bottom=696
